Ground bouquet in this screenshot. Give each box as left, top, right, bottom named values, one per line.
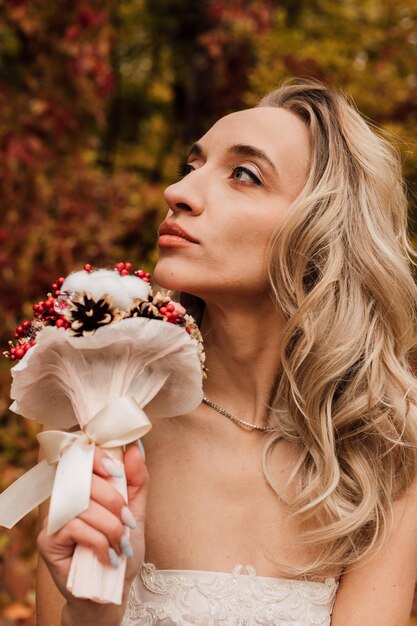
left=0, top=262, right=205, bottom=604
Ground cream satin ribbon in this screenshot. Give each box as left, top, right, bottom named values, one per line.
left=0, top=396, right=151, bottom=535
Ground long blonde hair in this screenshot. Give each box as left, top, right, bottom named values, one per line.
left=258, top=79, right=417, bottom=578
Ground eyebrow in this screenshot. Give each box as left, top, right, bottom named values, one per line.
left=187, top=142, right=279, bottom=178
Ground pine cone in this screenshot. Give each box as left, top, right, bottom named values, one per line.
left=127, top=297, right=165, bottom=321
left=67, top=295, right=121, bottom=336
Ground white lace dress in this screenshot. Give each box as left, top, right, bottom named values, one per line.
left=122, top=563, right=338, bottom=626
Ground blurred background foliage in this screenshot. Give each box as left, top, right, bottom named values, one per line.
left=1, top=0, right=417, bottom=623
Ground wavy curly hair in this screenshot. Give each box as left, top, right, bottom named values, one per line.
left=257, top=79, right=417, bottom=578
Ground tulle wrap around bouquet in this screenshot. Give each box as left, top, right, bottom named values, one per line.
left=0, top=262, right=205, bottom=604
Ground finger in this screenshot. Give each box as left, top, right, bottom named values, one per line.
left=90, top=463, right=140, bottom=533
left=124, top=444, right=149, bottom=526
left=92, top=447, right=124, bottom=480
left=77, top=499, right=125, bottom=554
left=38, top=518, right=117, bottom=567
left=90, top=474, right=126, bottom=518
left=124, top=443, right=148, bottom=489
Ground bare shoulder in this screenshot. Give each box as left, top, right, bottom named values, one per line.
left=332, top=481, right=417, bottom=626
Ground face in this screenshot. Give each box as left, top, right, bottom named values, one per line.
left=154, top=107, right=311, bottom=303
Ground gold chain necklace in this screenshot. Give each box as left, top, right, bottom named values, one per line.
left=202, top=397, right=275, bottom=432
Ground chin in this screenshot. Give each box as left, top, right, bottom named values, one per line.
left=154, top=259, right=196, bottom=293
left=154, top=260, right=215, bottom=302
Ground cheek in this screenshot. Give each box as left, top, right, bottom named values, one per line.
left=225, top=210, right=286, bottom=285
left=226, top=213, right=277, bottom=254
left=206, top=219, right=275, bottom=290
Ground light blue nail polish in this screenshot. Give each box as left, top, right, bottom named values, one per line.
left=120, top=534, right=133, bottom=559
left=121, top=505, right=137, bottom=529
left=137, top=439, right=146, bottom=460
left=101, top=458, right=124, bottom=478
left=108, top=547, right=120, bottom=568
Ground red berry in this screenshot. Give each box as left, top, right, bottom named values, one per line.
left=58, top=277, right=65, bottom=285
left=55, top=318, right=65, bottom=328
left=15, top=348, right=25, bottom=359
left=84, top=264, right=93, bottom=273
left=55, top=290, right=61, bottom=296
left=52, top=283, right=58, bottom=290
left=13, top=332, right=19, bottom=339
left=10, top=354, right=16, bottom=361
left=166, top=304, right=175, bottom=312
left=125, top=262, right=132, bottom=271
left=120, top=268, right=129, bottom=276
left=159, top=306, right=167, bottom=315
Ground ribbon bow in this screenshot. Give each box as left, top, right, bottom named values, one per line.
left=0, top=396, right=151, bottom=535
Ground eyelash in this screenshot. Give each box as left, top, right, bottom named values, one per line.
left=176, top=160, right=193, bottom=179
left=228, top=164, right=262, bottom=186
left=176, top=160, right=262, bottom=186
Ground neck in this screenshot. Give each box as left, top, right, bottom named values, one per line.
left=200, top=297, right=285, bottom=426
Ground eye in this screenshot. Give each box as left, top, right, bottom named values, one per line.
left=230, top=165, right=262, bottom=186
left=177, top=160, right=195, bottom=179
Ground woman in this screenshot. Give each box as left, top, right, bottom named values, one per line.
left=37, top=80, right=417, bottom=625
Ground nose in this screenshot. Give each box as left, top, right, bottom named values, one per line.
left=163, top=175, right=204, bottom=216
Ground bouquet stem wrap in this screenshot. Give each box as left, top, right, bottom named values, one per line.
left=0, top=395, right=151, bottom=603
left=0, top=317, right=203, bottom=604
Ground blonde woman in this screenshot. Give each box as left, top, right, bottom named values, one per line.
left=37, top=80, right=417, bottom=626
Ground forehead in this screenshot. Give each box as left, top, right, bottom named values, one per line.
left=199, top=107, right=311, bottom=186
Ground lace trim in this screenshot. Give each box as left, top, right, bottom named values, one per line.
left=122, top=563, right=338, bottom=626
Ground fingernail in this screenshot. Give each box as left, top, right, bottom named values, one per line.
left=137, top=439, right=146, bottom=460
left=121, top=505, right=137, bottom=529
left=108, top=547, right=120, bottom=568
left=101, top=457, right=124, bottom=478
left=120, top=534, right=133, bottom=559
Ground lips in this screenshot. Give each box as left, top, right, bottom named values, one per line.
left=158, top=222, right=199, bottom=244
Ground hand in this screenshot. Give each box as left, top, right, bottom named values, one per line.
left=37, top=443, right=148, bottom=605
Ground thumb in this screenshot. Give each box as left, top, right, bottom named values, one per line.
left=124, top=442, right=149, bottom=525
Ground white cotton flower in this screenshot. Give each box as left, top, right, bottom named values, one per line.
left=61, top=269, right=150, bottom=310
left=120, top=275, right=150, bottom=302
